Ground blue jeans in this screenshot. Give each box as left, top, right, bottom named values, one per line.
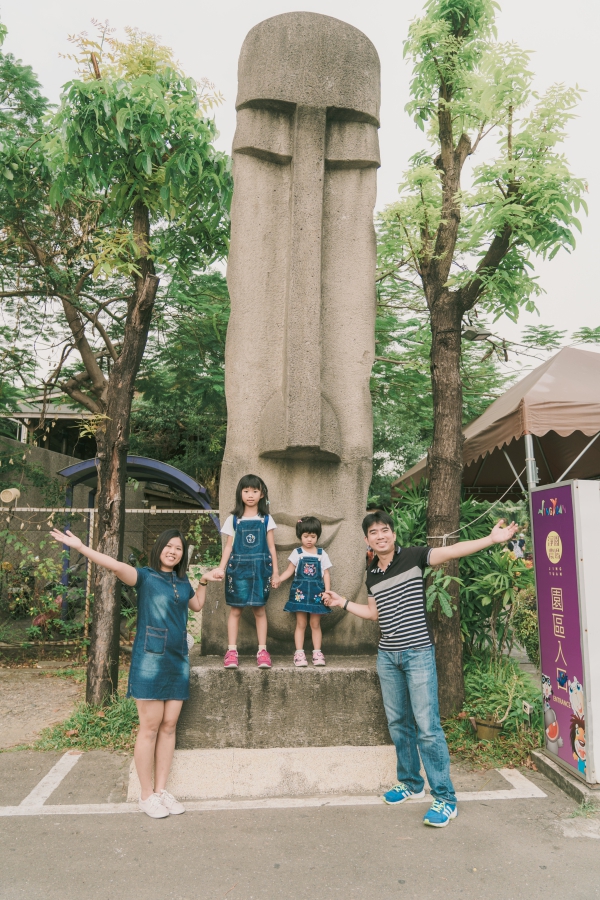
left=377, top=647, right=456, bottom=804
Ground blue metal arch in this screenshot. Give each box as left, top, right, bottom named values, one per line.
left=58, top=456, right=218, bottom=529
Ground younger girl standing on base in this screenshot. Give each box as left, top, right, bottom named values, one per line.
left=278, top=516, right=332, bottom=667
left=213, top=474, right=279, bottom=669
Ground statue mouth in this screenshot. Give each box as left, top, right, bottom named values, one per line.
left=272, top=512, right=343, bottom=550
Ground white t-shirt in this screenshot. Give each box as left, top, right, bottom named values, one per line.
left=288, top=547, right=332, bottom=571
left=220, top=514, right=276, bottom=537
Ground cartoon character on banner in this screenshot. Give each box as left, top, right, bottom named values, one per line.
left=544, top=708, right=563, bottom=755
left=570, top=715, right=586, bottom=775
left=568, top=676, right=584, bottom=718
left=542, top=673, right=553, bottom=710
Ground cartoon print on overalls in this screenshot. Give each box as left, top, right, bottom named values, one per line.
left=225, top=515, right=273, bottom=607
left=284, top=547, right=331, bottom=615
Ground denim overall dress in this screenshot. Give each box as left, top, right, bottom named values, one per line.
left=283, top=548, right=331, bottom=616
left=127, top=566, right=194, bottom=701
left=225, top=516, right=273, bottom=607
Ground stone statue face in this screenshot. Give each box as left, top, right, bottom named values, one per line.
left=220, top=13, right=380, bottom=645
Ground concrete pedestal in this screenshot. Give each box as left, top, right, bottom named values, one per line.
left=176, top=655, right=390, bottom=749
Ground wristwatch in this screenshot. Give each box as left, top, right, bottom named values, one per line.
left=343, top=598, right=350, bottom=610
left=200, top=580, right=208, bottom=587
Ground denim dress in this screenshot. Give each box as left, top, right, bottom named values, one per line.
left=283, top=548, right=330, bottom=616
left=127, top=566, right=194, bottom=701
left=225, top=516, right=273, bottom=608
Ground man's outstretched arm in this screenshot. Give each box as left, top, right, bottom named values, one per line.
left=429, top=519, right=519, bottom=567
left=323, top=591, right=378, bottom=620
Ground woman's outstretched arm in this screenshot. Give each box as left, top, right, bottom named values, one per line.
left=49, top=529, right=138, bottom=586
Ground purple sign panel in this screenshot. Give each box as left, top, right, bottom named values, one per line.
left=532, top=483, right=587, bottom=780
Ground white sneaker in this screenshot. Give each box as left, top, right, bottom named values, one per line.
left=159, top=789, right=186, bottom=815
left=138, top=792, right=169, bottom=818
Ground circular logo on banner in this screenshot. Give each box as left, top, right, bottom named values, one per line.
left=245, top=534, right=256, bottom=545
left=546, top=531, right=562, bottom=563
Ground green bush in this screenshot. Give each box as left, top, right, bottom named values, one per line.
left=443, top=654, right=543, bottom=768
left=463, top=654, right=541, bottom=731
left=390, top=481, right=533, bottom=657
left=512, top=585, right=540, bottom=668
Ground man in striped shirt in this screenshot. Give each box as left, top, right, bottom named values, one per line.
left=324, top=509, right=518, bottom=828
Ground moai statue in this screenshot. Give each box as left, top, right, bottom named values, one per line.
left=202, top=12, right=380, bottom=654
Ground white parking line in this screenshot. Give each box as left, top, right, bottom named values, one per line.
left=18, top=751, right=83, bottom=808
left=0, top=766, right=545, bottom=816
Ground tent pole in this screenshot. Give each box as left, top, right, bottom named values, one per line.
left=534, top=435, right=554, bottom=482
left=556, top=430, right=600, bottom=483
left=503, top=450, right=527, bottom=494
left=524, top=433, right=538, bottom=491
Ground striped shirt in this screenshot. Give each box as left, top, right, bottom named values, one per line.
left=366, top=546, right=433, bottom=651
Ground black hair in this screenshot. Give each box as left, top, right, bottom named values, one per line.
left=231, top=474, right=270, bottom=518
left=295, top=516, right=322, bottom=540
left=362, top=510, right=395, bottom=537
left=149, top=529, right=189, bottom=578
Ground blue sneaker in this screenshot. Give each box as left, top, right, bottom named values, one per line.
left=423, top=799, right=458, bottom=827
left=383, top=782, right=426, bottom=805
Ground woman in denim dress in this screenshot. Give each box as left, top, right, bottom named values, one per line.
left=212, top=474, right=279, bottom=669
left=51, top=526, right=219, bottom=819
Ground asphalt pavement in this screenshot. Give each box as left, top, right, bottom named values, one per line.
left=1, top=750, right=599, bottom=900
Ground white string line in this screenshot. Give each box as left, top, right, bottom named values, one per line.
left=0, top=507, right=219, bottom=514
left=426, top=467, right=527, bottom=545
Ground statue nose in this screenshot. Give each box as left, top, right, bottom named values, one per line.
left=282, top=105, right=327, bottom=451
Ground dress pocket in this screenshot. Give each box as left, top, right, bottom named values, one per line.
left=144, top=626, right=167, bottom=655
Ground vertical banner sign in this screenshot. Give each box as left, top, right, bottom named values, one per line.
left=532, top=484, right=587, bottom=780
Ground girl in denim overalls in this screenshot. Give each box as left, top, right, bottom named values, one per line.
left=278, top=516, right=332, bottom=667
left=213, top=474, right=279, bottom=669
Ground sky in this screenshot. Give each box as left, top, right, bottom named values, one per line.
left=3, top=0, right=598, bottom=351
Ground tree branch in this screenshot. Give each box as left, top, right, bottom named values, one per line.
left=58, top=379, right=102, bottom=415
left=57, top=294, right=119, bottom=362
left=375, top=261, right=409, bottom=283
left=59, top=295, right=109, bottom=397
left=458, top=223, right=513, bottom=312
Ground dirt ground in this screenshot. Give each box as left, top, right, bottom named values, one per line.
left=0, top=662, right=84, bottom=749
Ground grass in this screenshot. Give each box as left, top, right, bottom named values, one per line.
left=53, top=666, right=87, bottom=684
left=443, top=654, right=543, bottom=769
left=444, top=717, right=542, bottom=769
left=34, top=692, right=139, bottom=753
left=569, top=800, right=599, bottom=819
left=33, top=665, right=137, bottom=752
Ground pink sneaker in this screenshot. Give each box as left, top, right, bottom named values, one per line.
left=312, top=649, right=326, bottom=666
left=257, top=649, right=272, bottom=668
left=224, top=649, right=238, bottom=668
left=294, top=650, right=308, bottom=667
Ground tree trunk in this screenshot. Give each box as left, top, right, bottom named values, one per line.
left=426, top=295, right=465, bottom=717
left=86, top=203, right=159, bottom=705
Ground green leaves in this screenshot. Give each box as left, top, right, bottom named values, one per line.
left=572, top=326, right=600, bottom=344
left=425, top=566, right=463, bottom=617
left=0, top=23, right=232, bottom=391
left=129, top=271, right=230, bottom=494
left=404, top=0, right=499, bottom=127
left=521, top=325, right=566, bottom=350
